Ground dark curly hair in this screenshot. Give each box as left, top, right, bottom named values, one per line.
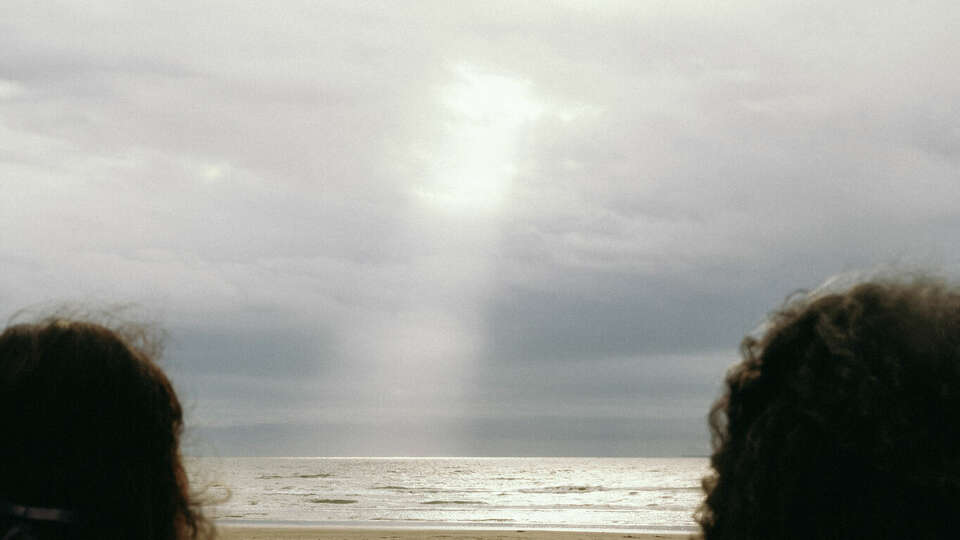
left=697, top=278, right=960, bottom=540
left=0, top=317, right=214, bottom=539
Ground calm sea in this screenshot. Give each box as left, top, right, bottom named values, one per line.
left=188, top=457, right=709, bottom=534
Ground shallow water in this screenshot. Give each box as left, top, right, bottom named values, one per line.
left=189, top=457, right=708, bottom=533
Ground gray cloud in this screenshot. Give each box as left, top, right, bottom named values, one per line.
left=3, top=1, right=960, bottom=456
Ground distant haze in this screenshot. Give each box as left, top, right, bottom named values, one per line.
left=2, top=1, right=959, bottom=456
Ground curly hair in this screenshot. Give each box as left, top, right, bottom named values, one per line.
left=697, top=278, right=960, bottom=540
left=0, top=317, right=214, bottom=539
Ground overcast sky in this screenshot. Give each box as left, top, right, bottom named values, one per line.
left=2, top=1, right=959, bottom=456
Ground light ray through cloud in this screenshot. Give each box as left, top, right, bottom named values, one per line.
left=414, top=64, right=545, bottom=215
left=342, top=64, right=554, bottom=450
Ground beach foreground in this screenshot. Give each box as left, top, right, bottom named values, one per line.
left=218, top=527, right=690, bottom=540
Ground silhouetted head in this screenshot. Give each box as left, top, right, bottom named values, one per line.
left=698, top=277, right=960, bottom=539
left=0, top=316, right=211, bottom=539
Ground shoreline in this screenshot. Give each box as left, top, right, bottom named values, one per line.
left=217, top=526, right=693, bottom=539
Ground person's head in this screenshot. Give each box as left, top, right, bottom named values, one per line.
left=697, top=277, right=960, bottom=539
left=0, top=316, right=211, bottom=539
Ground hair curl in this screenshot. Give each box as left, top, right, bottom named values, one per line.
left=0, top=316, right=214, bottom=539
left=697, top=278, right=960, bottom=539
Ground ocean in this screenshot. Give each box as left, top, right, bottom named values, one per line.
left=188, top=457, right=709, bottom=534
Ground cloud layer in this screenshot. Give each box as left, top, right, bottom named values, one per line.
left=2, top=1, right=959, bottom=455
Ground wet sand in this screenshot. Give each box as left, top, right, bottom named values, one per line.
left=217, top=527, right=691, bottom=540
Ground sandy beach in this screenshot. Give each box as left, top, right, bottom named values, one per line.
left=217, top=527, right=691, bottom=540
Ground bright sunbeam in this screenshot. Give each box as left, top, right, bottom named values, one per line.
left=415, top=64, right=545, bottom=214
